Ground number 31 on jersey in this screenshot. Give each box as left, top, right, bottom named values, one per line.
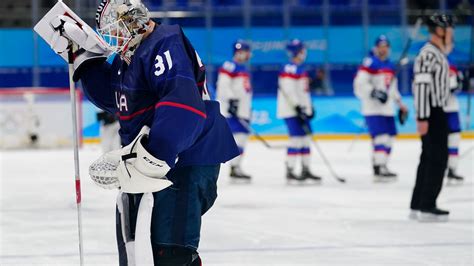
left=154, top=50, right=173, bottom=77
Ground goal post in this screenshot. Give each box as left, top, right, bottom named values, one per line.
left=0, top=88, right=83, bottom=149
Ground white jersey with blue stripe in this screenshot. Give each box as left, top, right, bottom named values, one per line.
left=216, top=60, right=252, bottom=119
left=444, top=60, right=460, bottom=113
left=277, top=63, right=313, bottom=119
left=353, top=55, right=401, bottom=116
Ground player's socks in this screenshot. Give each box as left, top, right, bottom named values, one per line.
left=301, top=166, right=322, bottom=182
left=230, top=166, right=251, bottom=180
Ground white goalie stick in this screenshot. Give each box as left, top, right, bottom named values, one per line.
left=33, top=1, right=88, bottom=265
left=278, top=88, right=346, bottom=183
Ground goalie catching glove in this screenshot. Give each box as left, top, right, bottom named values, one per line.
left=49, top=15, right=110, bottom=81
left=89, top=126, right=173, bottom=193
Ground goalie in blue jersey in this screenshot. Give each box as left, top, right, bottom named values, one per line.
left=46, top=0, right=239, bottom=265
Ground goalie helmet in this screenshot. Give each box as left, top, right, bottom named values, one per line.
left=96, top=0, right=150, bottom=57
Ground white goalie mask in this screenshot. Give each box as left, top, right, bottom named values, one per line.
left=96, top=0, right=150, bottom=57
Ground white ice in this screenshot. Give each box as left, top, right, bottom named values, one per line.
left=1, top=139, right=473, bottom=265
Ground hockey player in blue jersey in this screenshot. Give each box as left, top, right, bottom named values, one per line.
left=353, top=35, right=408, bottom=182
left=216, top=40, right=253, bottom=180
left=46, top=0, right=239, bottom=265
left=277, top=39, right=322, bottom=182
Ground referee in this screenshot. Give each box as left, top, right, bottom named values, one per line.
left=410, top=13, right=454, bottom=222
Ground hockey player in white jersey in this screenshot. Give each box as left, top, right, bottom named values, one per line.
left=216, top=40, right=253, bottom=180
left=445, top=56, right=464, bottom=182
left=277, top=39, right=321, bottom=182
left=353, top=35, right=408, bottom=182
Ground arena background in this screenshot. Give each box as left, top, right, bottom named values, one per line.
left=0, top=0, right=472, bottom=141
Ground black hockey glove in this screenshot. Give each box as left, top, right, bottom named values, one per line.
left=295, top=105, right=309, bottom=125
left=398, top=109, right=409, bottom=125
left=228, top=99, right=239, bottom=116
left=370, top=89, right=388, bottom=104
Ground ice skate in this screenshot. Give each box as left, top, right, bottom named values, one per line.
left=301, top=166, right=322, bottom=183
left=230, top=166, right=251, bottom=182
left=286, top=166, right=306, bottom=183
left=418, top=207, right=449, bottom=222
left=373, top=165, right=397, bottom=183
left=446, top=168, right=464, bottom=185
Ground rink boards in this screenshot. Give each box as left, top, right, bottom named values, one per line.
left=82, top=95, right=474, bottom=142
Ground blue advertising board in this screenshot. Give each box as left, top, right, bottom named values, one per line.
left=82, top=95, right=474, bottom=139
left=0, top=26, right=471, bottom=67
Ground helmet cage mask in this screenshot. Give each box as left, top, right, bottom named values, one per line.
left=96, top=1, right=150, bottom=55
left=97, top=18, right=133, bottom=54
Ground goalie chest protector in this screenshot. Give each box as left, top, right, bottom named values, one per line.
left=81, top=24, right=239, bottom=167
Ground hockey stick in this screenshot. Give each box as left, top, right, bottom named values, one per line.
left=237, top=118, right=286, bottom=149
left=67, top=47, right=84, bottom=266
left=278, top=88, right=346, bottom=183
left=395, top=17, right=423, bottom=74
left=347, top=122, right=367, bottom=152
left=306, top=127, right=346, bottom=183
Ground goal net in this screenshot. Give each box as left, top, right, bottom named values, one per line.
left=0, top=88, right=83, bottom=149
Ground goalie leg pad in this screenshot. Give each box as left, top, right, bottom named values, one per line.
left=116, top=192, right=155, bottom=265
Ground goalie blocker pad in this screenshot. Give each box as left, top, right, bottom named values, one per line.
left=33, top=1, right=108, bottom=63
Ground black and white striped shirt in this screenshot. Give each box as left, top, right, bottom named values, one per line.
left=413, top=42, right=450, bottom=120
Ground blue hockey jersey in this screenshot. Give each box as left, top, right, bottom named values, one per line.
left=80, top=24, right=239, bottom=168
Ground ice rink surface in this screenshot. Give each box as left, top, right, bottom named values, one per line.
left=0, top=139, right=473, bottom=265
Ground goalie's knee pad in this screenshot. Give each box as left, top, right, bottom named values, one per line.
left=152, top=245, right=200, bottom=266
